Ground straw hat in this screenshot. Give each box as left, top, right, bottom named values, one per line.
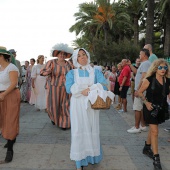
left=51, top=43, right=74, bottom=59
left=0, top=46, right=11, bottom=56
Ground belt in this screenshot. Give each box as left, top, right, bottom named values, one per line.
left=0, top=87, right=18, bottom=93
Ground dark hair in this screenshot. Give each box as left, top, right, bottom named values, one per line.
left=93, top=61, right=97, bottom=65
left=56, top=51, right=61, bottom=56
left=25, top=60, right=29, bottom=64
left=0, top=53, right=10, bottom=62
left=30, top=58, right=35, bottom=63
left=106, top=65, right=111, bottom=71
left=141, top=48, right=150, bottom=58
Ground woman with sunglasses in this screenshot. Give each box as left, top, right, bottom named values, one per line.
left=138, top=59, right=170, bottom=170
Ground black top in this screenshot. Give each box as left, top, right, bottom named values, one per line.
left=143, top=75, right=169, bottom=124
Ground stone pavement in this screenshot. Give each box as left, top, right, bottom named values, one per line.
left=0, top=94, right=170, bottom=170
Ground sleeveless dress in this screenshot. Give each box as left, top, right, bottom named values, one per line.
left=143, top=75, right=169, bottom=124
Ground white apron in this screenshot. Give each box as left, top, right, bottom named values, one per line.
left=70, top=69, right=100, bottom=161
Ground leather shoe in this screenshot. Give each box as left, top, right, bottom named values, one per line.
left=5, top=151, right=13, bottom=163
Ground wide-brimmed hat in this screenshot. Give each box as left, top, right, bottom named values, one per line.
left=9, top=49, right=17, bottom=53
left=0, top=46, right=11, bottom=56
left=51, top=43, right=74, bottom=59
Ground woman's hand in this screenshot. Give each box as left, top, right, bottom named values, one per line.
left=145, top=101, right=153, bottom=111
left=119, top=86, right=122, bottom=91
left=32, top=83, right=35, bottom=88
left=109, top=76, right=114, bottom=81
left=0, top=93, right=5, bottom=101
left=134, top=91, right=139, bottom=97
left=81, top=88, right=90, bottom=96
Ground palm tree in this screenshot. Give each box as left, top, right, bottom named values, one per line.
left=120, top=0, right=143, bottom=46
left=157, top=0, right=170, bottom=56
left=145, top=0, right=155, bottom=44
left=69, top=2, right=97, bottom=37
left=93, top=0, right=116, bottom=45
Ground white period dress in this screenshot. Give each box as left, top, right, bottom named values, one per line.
left=31, top=64, right=47, bottom=110
left=70, top=69, right=100, bottom=161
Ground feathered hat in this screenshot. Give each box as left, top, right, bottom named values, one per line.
left=51, top=43, right=74, bottom=59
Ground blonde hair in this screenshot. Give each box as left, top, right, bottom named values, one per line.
left=37, top=55, right=44, bottom=64
left=145, top=58, right=170, bottom=78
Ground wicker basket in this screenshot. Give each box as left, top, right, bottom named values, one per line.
left=91, top=96, right=112, bottom=110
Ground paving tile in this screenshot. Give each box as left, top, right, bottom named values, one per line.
left=0, top=95, right=170, bottom=170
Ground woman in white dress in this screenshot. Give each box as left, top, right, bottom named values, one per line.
left=66, top=48, right=107, bottom=170
left=31, top=55, right=47, bottom=111
left=104, top=66, right=111, bottom=90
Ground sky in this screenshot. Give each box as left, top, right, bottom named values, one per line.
left=0, top=0, right=96, bottom=63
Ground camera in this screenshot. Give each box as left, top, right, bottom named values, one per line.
left=151, top=104, right=162, bottom=118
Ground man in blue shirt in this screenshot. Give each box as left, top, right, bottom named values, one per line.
left=144, top=44, right=158, bottom=63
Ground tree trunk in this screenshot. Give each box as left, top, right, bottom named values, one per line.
left=145, top=0, right=155, bottom=44
left=134, top=16, right=139, bottom=46
left=164, top=9, right=170, bottom=56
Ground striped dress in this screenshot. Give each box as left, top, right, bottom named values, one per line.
left=40, top=59, right=73, bottom=128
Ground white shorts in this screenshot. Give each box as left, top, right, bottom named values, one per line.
left=133, top=97, right=143, bottom=111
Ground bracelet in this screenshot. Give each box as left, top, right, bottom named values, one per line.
left=143, top=99, right=147, bottom=104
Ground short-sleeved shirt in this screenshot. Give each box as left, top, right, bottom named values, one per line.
left=149, top=54, right=158, bottom=63
left=135, top=60, right=151, bottom=90
left=118, top=65, right=131, bottom=86
left=94, top=65, right=102, bottom=72
left=0, top=63, right=19, bottom=91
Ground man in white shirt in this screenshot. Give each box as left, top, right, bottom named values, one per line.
left=93, top=61, right=102, bottom=72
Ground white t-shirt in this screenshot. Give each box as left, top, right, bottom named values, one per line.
left=135, top=60, right=151, bottom=90
left=0, top=63, right=19, bottom=91
left=94, top=65, right=102, bottom=72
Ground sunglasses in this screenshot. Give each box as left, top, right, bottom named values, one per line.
left=157, top=65, right=168, bottom=70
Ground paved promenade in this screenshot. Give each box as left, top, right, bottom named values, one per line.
left=0, top=95, right=170, bottom=170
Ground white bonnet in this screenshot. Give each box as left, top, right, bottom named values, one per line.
left=72, top=48, right=91, bottom=68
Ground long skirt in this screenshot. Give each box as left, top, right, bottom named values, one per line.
left=0, top=89, right=20, bottom=140
left=29, top=87, right=36, bottom=105
left=47, top=85, right=71, bottom=128
left=0, top=102, right=2, bottom=130
left=20, top=82, right=27, bottom=102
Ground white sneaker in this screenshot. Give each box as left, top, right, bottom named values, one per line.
left=118, top=109, right=124, bottom=113
left=127, top=126, right=141, bottom=133
left=140, top=125, right=147, bottom=132
left=164, top=128, right=170, bottom=132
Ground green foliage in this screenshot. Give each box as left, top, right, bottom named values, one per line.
left=69, top=0, right=170, bottom=62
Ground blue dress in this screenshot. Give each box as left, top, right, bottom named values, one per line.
left=66, top=68, right=107, bottom=168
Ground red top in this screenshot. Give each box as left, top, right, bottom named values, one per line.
left=118, top=65, right=131, bottom=86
